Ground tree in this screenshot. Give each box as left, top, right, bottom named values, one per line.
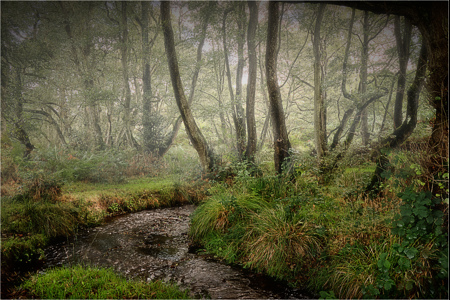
left=60, top=2, right=106, bottom=150
left=393, top=15, right=412, bottom=129
left=266, top=1, right=292, bottom=174
left=158, top=1, right=215, bottom=157
left=139, top=1, right=161, bottom=154
left=119, top=1, right=139, bottom=149
left=245, top=0, right=258, bottom=163
left=313, top=3, right=327, bottom=162
left=334, top=1, right=448, bottom=163
left=160, top=1, right=216, bottom=173
left=367, top=40, right=428, bottom=192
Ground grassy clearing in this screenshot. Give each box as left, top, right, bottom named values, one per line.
left=21, top=265, right=191, bottom=299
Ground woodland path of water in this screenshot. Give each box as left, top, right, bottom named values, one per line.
left=42, top=205, right=313, bottom=299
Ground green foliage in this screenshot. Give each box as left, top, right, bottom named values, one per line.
left=1, top=234, right=47, bottom=266
left=391, top=187, right=445, bottom=245
left=22, top=265, right=191, bottom=299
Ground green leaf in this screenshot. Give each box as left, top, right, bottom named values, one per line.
left=404, top=247, right=418, bottom=259
left=383, top=280, right=393, bottom=290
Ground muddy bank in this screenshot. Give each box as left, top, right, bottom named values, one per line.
left=43, top=205, right=313, bottom=299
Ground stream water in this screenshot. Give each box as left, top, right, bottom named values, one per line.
left=42, top=205, right=314, bottom=299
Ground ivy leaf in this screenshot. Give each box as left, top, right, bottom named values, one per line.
left=404, top=247, right=418, bottom=259
left=413, top=206, right=429, bottom=218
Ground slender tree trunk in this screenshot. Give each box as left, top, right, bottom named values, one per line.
left=329, top=108, right=354, bottom=150
left=266, top=1, right=291, bottom=174
left=245, top=0, right=258, bottom=163
left=158, top=2, right=213, bottom=157
left=12, top=69, right=34, bottom=157
left=360, top=11, right=370, bottom=146
left=141, top=1, right=155, bottom=153
left=161, top=2, right=216, bottom=173
left=313, top=3, right=327, bottom=161
left=235, top=2, right=247, bottom=160
left=257, top=39, right=271, bottom=152
left=120, top=1, right=139, bottom=150
left=222, top=7, right=239, bottom=155
left=393, top=16, right=412, bottom=129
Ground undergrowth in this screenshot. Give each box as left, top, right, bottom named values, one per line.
left=189, top=148, right=448, bottom=299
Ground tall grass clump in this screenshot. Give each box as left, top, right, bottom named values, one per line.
left=22, top=265, right=191, bottom=299
left=243, top=204, right=322, bottom=280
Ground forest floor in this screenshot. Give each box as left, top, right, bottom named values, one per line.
left=1, top=156, right=448, bottom=299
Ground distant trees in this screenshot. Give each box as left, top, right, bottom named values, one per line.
left=1, top=1, right=446, bottom=179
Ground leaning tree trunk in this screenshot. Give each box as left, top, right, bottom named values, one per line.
left=366, top=41, right=428, bottom=192
left=266, top=1, right=292, bottom=174
left=158, top=1, right=214, bottom=158
left=160, top=2, right=216, bottom=173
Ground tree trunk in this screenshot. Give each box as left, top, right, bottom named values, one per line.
left=360, top=11, right=370, bottom=146
left=266, top=1, right=292, bottom=174
left=366, top=41, right=428, bottom=192
left=235, top=3, right=247, bottom=160
left=313, top=3, right=327, bottom=161
left=120, top=1, right=139, bottom=150
left=160, top=2, right=216, bottom=173
left=12, top=69, right=34, bottom=157
left=393, top=16, right=412, bottom=129
left=141, top=1, right=155, bottom=153
left=245, top=0, right=258, bottom=163
left=158, top=2, right=213, bottom=157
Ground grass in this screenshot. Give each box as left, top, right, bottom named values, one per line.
left=188, top=151, right=447, bottom=299
left=22, top=265, right=191, bottom=299
left=1, top=175, right=208, bottom=275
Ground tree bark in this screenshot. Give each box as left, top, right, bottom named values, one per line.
left=158, top=2, right=213, bottom=157
left=313, top=3, right=327, bottom=161
left=393, top=16, right=412, bottom=129
left=161, top=2, right=216, bottom=173
left=235, top=2, right=247, bottom=160
left=245, top=0, right=258, bottom=163
left=266, top=1, right=292, bottom=174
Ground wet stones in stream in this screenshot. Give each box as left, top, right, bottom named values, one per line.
left=43, top=204, right=311, bottom=299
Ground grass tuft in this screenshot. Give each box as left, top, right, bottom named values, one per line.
left=243, top=204, right=322, bottom=280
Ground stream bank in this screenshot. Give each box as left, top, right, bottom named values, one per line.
left=42, top=204, right=314, bottom=299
